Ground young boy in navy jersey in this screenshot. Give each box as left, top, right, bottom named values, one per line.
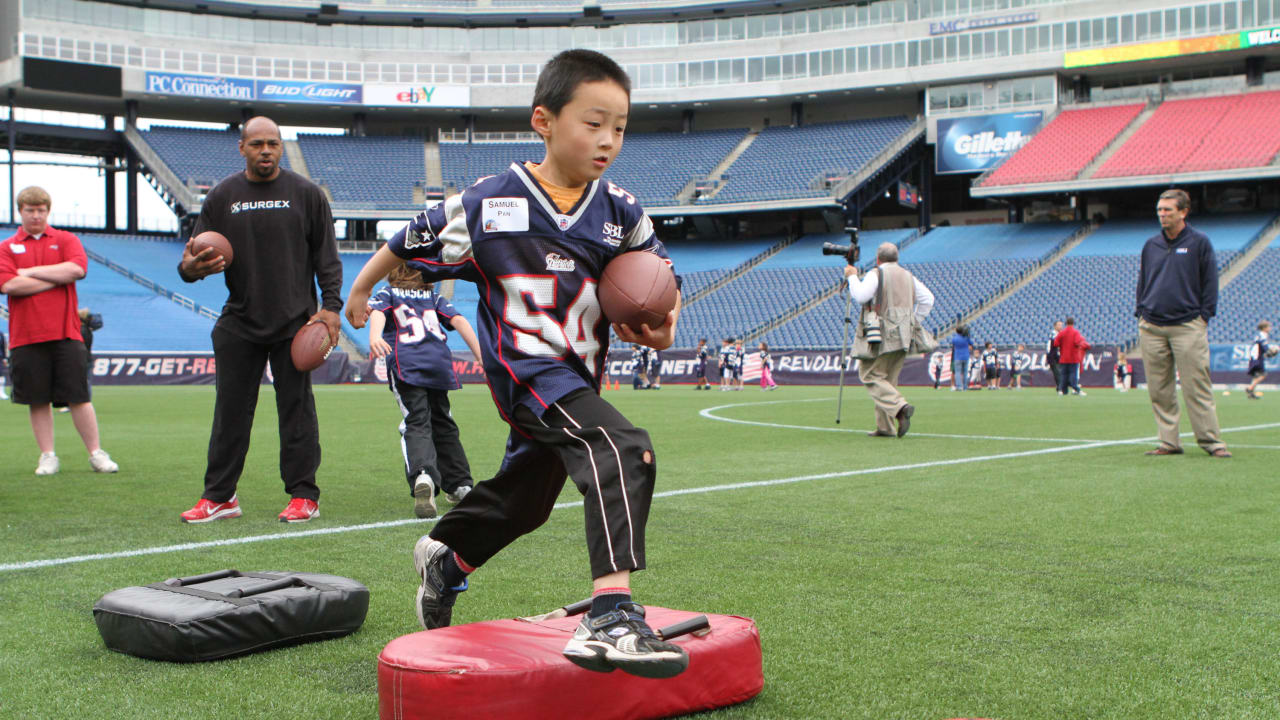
left=693, top=338, right=711, bottom=390
left=346, top=49, right=687, bottom=679
left=1246, top=320, right=1273, bottom=399
left=367, top=264, right=484, bottom=519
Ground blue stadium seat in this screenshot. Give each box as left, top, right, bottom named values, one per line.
left=707, top=118, right=914, bottom=204
left=296, top=134, right=425, bottom=209
left=141, top=126, right=292, bottom=189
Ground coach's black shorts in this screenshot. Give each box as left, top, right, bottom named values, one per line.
left=10, top=339, right=90, bottom=406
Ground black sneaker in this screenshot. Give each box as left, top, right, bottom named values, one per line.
left=412, top=536, right=467, bottom=630
left=562, top=602, right=689, bottom=679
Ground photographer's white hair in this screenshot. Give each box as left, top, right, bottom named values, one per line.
left=876, top=243, right=898, bottom=263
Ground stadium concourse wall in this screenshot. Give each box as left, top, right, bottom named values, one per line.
left=87, top=345, right=1277, bottom=389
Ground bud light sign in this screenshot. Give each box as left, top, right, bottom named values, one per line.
left=255, top=80, right=362, bottom=104
left=935, top=110, right=1042, bottom=174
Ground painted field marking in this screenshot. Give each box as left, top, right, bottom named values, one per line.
left=5, top=418, right=1278, bottom=574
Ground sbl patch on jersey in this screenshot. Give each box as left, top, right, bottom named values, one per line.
left=602, top=222, right=624, bottom=246
left=1175, top=247, right=1189, bottom=254
left=482, top=198, right=529, bottom=233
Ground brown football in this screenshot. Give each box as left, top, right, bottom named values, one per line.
left=291, top=322, right=333, bottom=372
left=191, top=231, right=234, bottom=267
left=598, top=251, right=678, bottom=333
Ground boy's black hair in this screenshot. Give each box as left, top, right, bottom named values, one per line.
left=532, top=49, right=631, bottom=115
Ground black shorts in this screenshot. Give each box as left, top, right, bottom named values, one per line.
left=1248, top=367, right=1266, bottom=379
left=10, top=339, right=90, bottom=406
left=984, top=367, right=998, bottom=380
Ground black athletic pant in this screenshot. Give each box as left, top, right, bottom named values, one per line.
left=430, top=388, right=656, bottom=580
left=388, top=373, right=473, bottom=496
left=202, top=326, right=321, bottom=503
left=1048, top=360, right=1061, bottom=390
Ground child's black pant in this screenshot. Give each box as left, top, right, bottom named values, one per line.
left=388, top=373, right=473, bottom=496
left=430, top=388, right=656, bottom=580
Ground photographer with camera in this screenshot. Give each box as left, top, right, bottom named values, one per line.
left=839, top=240, right=934, bottom=438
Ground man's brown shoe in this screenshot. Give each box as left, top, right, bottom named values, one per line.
left=867, top=431, right=894, bottom=437
left=1144, top=446, right=1184, bottom=456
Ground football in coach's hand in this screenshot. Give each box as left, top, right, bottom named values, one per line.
left=191, top=231, right=234, bottom=267
left=291, top=322, right=334, bottom=372
left=598, top=251, right=677, bottom=333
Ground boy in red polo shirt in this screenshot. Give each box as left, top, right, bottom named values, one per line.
left=0, top=186, right=118, bottom=476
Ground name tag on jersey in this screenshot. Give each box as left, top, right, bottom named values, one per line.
left=10, top=243, right=25, bottom=254
left=1175, top=248, right=1189, bottom=254
left=482, top=198, right=528, bottom=233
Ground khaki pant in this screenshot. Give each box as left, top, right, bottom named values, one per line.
left=859, top=350, right=908, bottom=434
left=1138, top=317, right=1224, bottom=452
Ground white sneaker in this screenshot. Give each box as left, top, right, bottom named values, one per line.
left=1075, top=391, right=1087, bottom=397
left=89, top=449, right=119, bottom=473
left=35, top=452, right=60, bottom=476
left=446, top=485, right=471, bottom=504
left=413, top=472, right=437, bottom=519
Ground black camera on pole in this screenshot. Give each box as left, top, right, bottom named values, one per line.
left=821, top=225, right=861, bottom=265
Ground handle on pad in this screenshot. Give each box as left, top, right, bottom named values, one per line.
left=656, top=615, right=711, bottom=641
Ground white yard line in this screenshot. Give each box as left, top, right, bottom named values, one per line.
left=4, top=416, right=1277, bottom=574
left=699, top=399, right=1095, bottom=443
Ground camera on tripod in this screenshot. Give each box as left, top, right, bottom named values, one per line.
left=821, top=225, right=860, bottom=265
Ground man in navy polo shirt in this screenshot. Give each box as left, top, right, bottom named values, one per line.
left=1136, top=188, right=1229, bottom=458
left=0, top=186, right=118, bottom=476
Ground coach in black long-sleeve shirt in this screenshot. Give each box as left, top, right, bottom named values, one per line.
left=175, top=116, right=343, bottom=523
left=1135, top=189, right=1228, bottom=458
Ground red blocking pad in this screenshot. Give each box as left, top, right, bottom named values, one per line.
left=378, top=607, right=762, bottom=720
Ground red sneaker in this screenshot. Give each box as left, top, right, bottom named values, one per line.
left=180, top=496, right=242, bottom=523
left=278, top=497, right=319, bottom=523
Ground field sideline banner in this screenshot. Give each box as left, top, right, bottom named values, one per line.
left=89, top=345, right=1267, bottom=386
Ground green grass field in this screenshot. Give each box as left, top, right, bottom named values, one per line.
left=2, top=382, right=1279, bottom=719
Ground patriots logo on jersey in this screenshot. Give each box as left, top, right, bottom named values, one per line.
left=545, top=252, right=576, bottom=272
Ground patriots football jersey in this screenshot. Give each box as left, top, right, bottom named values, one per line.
left=387, top=162, right=675, bottom=423
left=719, top=345, right=733, bottom=367
left=981, top=348, right=998, bottom=369
left=648, top=349, right=661, bottom=372
left=697, top=346, right=709, bottom=364
left=1248, top=331, right=1270, bottom=373
left=368, top=284, right=460, bottom=390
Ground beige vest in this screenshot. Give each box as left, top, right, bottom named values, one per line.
left=854, top=262, right=916, bottom=357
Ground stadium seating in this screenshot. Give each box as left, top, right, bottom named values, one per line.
left=142, top=126, right=291, bottom=189
left=296, top=134, right=425, bottom=209
left=1208, top=228, right=1280, bottom=343
left=967, top=213, right=1277, bottom=346
left=79, top=233, right=229, bottom=314
left=76, top=257, right=216, bottom=352
left=707, top=117, right=914, bottom=204
left=438, top=128, right=748, bottom=208
left=1095, top=95, right=1241, bottom=178
left=681, top=228, right=915, bottom=349
left=981, top=104, right=1144, bottom=186
left=1179, top=91, right=1280, bottom=173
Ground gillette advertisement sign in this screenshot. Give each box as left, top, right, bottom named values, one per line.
left=936, top=111, right=1042, bottom=174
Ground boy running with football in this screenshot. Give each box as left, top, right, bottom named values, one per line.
left=346, top=49, right=687, bottom=679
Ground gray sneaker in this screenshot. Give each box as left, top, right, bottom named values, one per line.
left=412, top=536, right=467, bottom=630
left=412, top=472, right=437, bottom=519
left=445, top=485, right=471, bottom=504
left=562, top=602, right=689, bottom=678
